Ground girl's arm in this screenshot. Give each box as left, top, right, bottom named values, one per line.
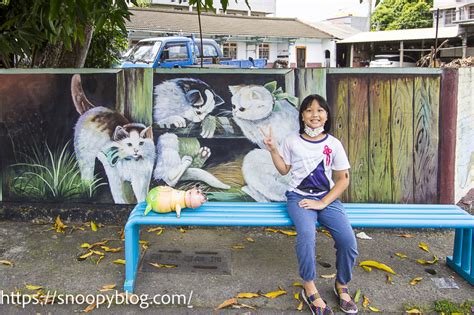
left=269, top=149, right=291, bottom=175
left=299, top=169, right=350, bottom=210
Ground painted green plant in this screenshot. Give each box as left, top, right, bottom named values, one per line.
left=9, top=142, right=104, bottom=202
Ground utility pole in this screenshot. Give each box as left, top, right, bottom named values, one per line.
left=434, top=8, right=440, bottom=67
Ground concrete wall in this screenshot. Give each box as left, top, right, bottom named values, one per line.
left=455, top=67, right=474, bottom=202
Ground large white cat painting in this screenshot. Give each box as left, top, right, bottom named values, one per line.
left=230, top=82, right=299, bottom=202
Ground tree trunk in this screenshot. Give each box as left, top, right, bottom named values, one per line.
left=35, top=24, right=95, bottom=68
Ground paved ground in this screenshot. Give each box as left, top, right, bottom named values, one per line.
left=1, top=219, right=473, bottom=314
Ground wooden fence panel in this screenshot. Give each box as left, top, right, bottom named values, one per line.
left=391, top=77, right=414, bottom=203
left=368, top=77, right=392, bottom=202
left=348, top=77, right=369, bottom=202
left=413, top=76, right=440, bottom=203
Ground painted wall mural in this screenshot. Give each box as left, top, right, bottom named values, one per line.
left=0, top=68, right=457, bottom=205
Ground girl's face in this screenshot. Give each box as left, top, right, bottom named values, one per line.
left=302, top=100, right=328, bottom=129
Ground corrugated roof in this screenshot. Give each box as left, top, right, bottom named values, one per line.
left=308, top=21, right=361, bottom=39
left=127, top=8, right=333, bottom=39
left=338, top=26, right=460, bottom=43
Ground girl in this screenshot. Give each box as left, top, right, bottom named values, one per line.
left=262, top=94, right=358, bottom=314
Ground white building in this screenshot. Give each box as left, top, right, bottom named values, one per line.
left=126, top=8, right=338, bottom=67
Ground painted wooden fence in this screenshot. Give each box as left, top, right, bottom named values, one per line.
left=325, top=70, right=442, bottom=203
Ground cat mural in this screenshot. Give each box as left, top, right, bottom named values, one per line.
left=71, top=74, right=155, bottom=204
left=153, top=133, right=230, bottom=190
left=153, top=78, right=225, bottom=138
left=230, top=81, right=299, bottom=202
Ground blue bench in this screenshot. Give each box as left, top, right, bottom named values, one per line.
left=124, top=202, right=474, bottom=292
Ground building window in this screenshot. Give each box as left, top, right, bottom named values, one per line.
left=445, top=9, right=456, bottom=24
left=469, top=6, right=474, bottom=19
left=222, top=42, right=237, bottom=59
left=258, top=44, right=270, bottom=59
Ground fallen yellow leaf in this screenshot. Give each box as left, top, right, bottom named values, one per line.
left=369, top=306, right=382, bottom=312
left=294, top=292, right=300, bottom=300
left=215, top=298, right=237, bottom=310
left=363, top=295, right=370, bottom=308
left=80, top=243, right=92, bottom=249
left=54, top=216, right=67, bottom=233
left=354, top=289, right=361, bottom=303
left=263, top=289, right=287, bottom=298
left=297, top=301, right=304, bottom=311
left=386, top=275, right=394, bottom=284
left=416, top=256, right=438, bottom=265
left=418, top=242, right=430, bottom=253
left=246, top=237, right=255, bottom=242
left=236, top=302, right=256, bottom=310
left=279, top=230, right=297, bottom=236
left=406, top=307, right=422, bottom=314
left=409, top=277, right=423, bottom=285
left=236, top=292, right=260, bottom=298
left=397, top=234, right=415, bottom=238
left=156, top=229, right=164, bottom=236
left=149, top=263, right=177, bottom=268
left=232, top=244, right=245, bottom=250
left=147, top=227, right=164, bottom=233
left=0, top=260, right=13, bottom=267
left=90, top=250, right=104, bottom=256
left=361, top=266, right=372, bottom=272
left=264, top=228, right=279, bottom=233
left=81, top=240, right=108, bottom=249
left=359, top=260, right=396, bottom=274
left=292, top=281, right=303, bottom=287
left=95, top=256, right=104, bottom=265
left=91, top=221, right=98, bottom=232
left=79, top=251, right=94, bottom=260
left=320, top=273, right=336, bottom=279
left=101, top=246, right=122, bottom=253
left=113, top=259, right=125, bottom=265
left=82, top=302, right=96, bottom=313
left=99, top=284, right=116, bottom=292
left=395, top=252, right=408, bottom=259
left=178, top=227, right=186, bottom=233
left=25, top=285, right=43, bottom=291
left=320, top=229, right=333, bottom=238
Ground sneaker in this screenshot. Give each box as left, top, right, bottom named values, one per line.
left=301, top=288, right=334, bottom=315
left=333, top=285, right=358, bottom=314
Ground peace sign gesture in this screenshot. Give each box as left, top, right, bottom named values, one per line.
left=260, top=126, right=277, bottom=152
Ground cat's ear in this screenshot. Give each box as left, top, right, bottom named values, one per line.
left=113, top=126, right=129, bottom=141
left=229, top=85, right=243, bottom=95
left=214, top=94, right=225, bottom=106
left=140, top=126, right=153, bottom=140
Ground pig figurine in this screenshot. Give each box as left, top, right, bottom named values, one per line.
left=144, top=185, right=207, bottom=218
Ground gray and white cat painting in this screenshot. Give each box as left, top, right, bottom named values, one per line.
left=154, top=133, right=230, bottom=189
left=154, top=78, right=225, bottom=138
left=229, top=83, right=299, bottom=202
left=71, top=74, right=155, bottom=204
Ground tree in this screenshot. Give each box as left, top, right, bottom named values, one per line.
left=84, top=21, right=128, bottom=68
left=0, top=0, right=135, bottom=68
left=371, top=0, right=433, bottom=31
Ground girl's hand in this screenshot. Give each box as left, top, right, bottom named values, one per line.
left=299, top=199, right=327, bottom=211
left=260, top=126, right=277, bottom=152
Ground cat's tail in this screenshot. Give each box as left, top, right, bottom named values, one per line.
left=71, top=74, right=95, bottom=114
left=181, top=168, right=230, bottom=190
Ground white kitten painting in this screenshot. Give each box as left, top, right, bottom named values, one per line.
left=229, top=82, right=298, bottom=202
left=72, top=74, right=155, bottom=204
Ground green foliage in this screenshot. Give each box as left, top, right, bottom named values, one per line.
left=434, top=300, right=462, bottom=314
left=85, top=21, right=128, bottom=68
left=9, top=142, right=104, bottom=202
left=0, top=0, right=135, bottom=67
left=371, top=0, right=433, bottom=30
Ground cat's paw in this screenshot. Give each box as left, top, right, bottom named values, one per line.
left=199, top=146, right=211, bottom=162
left=158, top=116, right=187, bottom=128
left=201, top=115, right=216, bottom=138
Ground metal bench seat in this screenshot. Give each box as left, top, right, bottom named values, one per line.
left=124, top=202, right=474, bottom=292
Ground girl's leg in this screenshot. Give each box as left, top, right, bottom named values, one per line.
left=286, top=191, right=328, bottom=308
left=317, top=199, right=358, bottom=285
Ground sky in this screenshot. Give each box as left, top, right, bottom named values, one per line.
left=275, top=0, right=370, bottom=22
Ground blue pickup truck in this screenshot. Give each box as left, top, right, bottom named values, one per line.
left=119, top=36, right=267, bottom=69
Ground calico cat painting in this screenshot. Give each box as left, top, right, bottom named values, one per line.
left=230, top=83, right=299, bottom=202
left=71, top=74, right=155, bottom=204
left=154, top=133, right=230, bottom=190
left=153, top=78, right=225, bottom=138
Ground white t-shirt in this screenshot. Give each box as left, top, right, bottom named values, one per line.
left=279, top=133, right=351, bottom=197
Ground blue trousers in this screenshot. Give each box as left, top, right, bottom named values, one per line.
left=286, top=191, right=358, bottom=284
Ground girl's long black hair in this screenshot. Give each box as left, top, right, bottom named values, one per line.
left=298, top=94, right=332, bottom=134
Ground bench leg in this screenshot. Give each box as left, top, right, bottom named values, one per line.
left=446, top=228, right=474, bottom=285
left=124, top=221, right=140, bottom=293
